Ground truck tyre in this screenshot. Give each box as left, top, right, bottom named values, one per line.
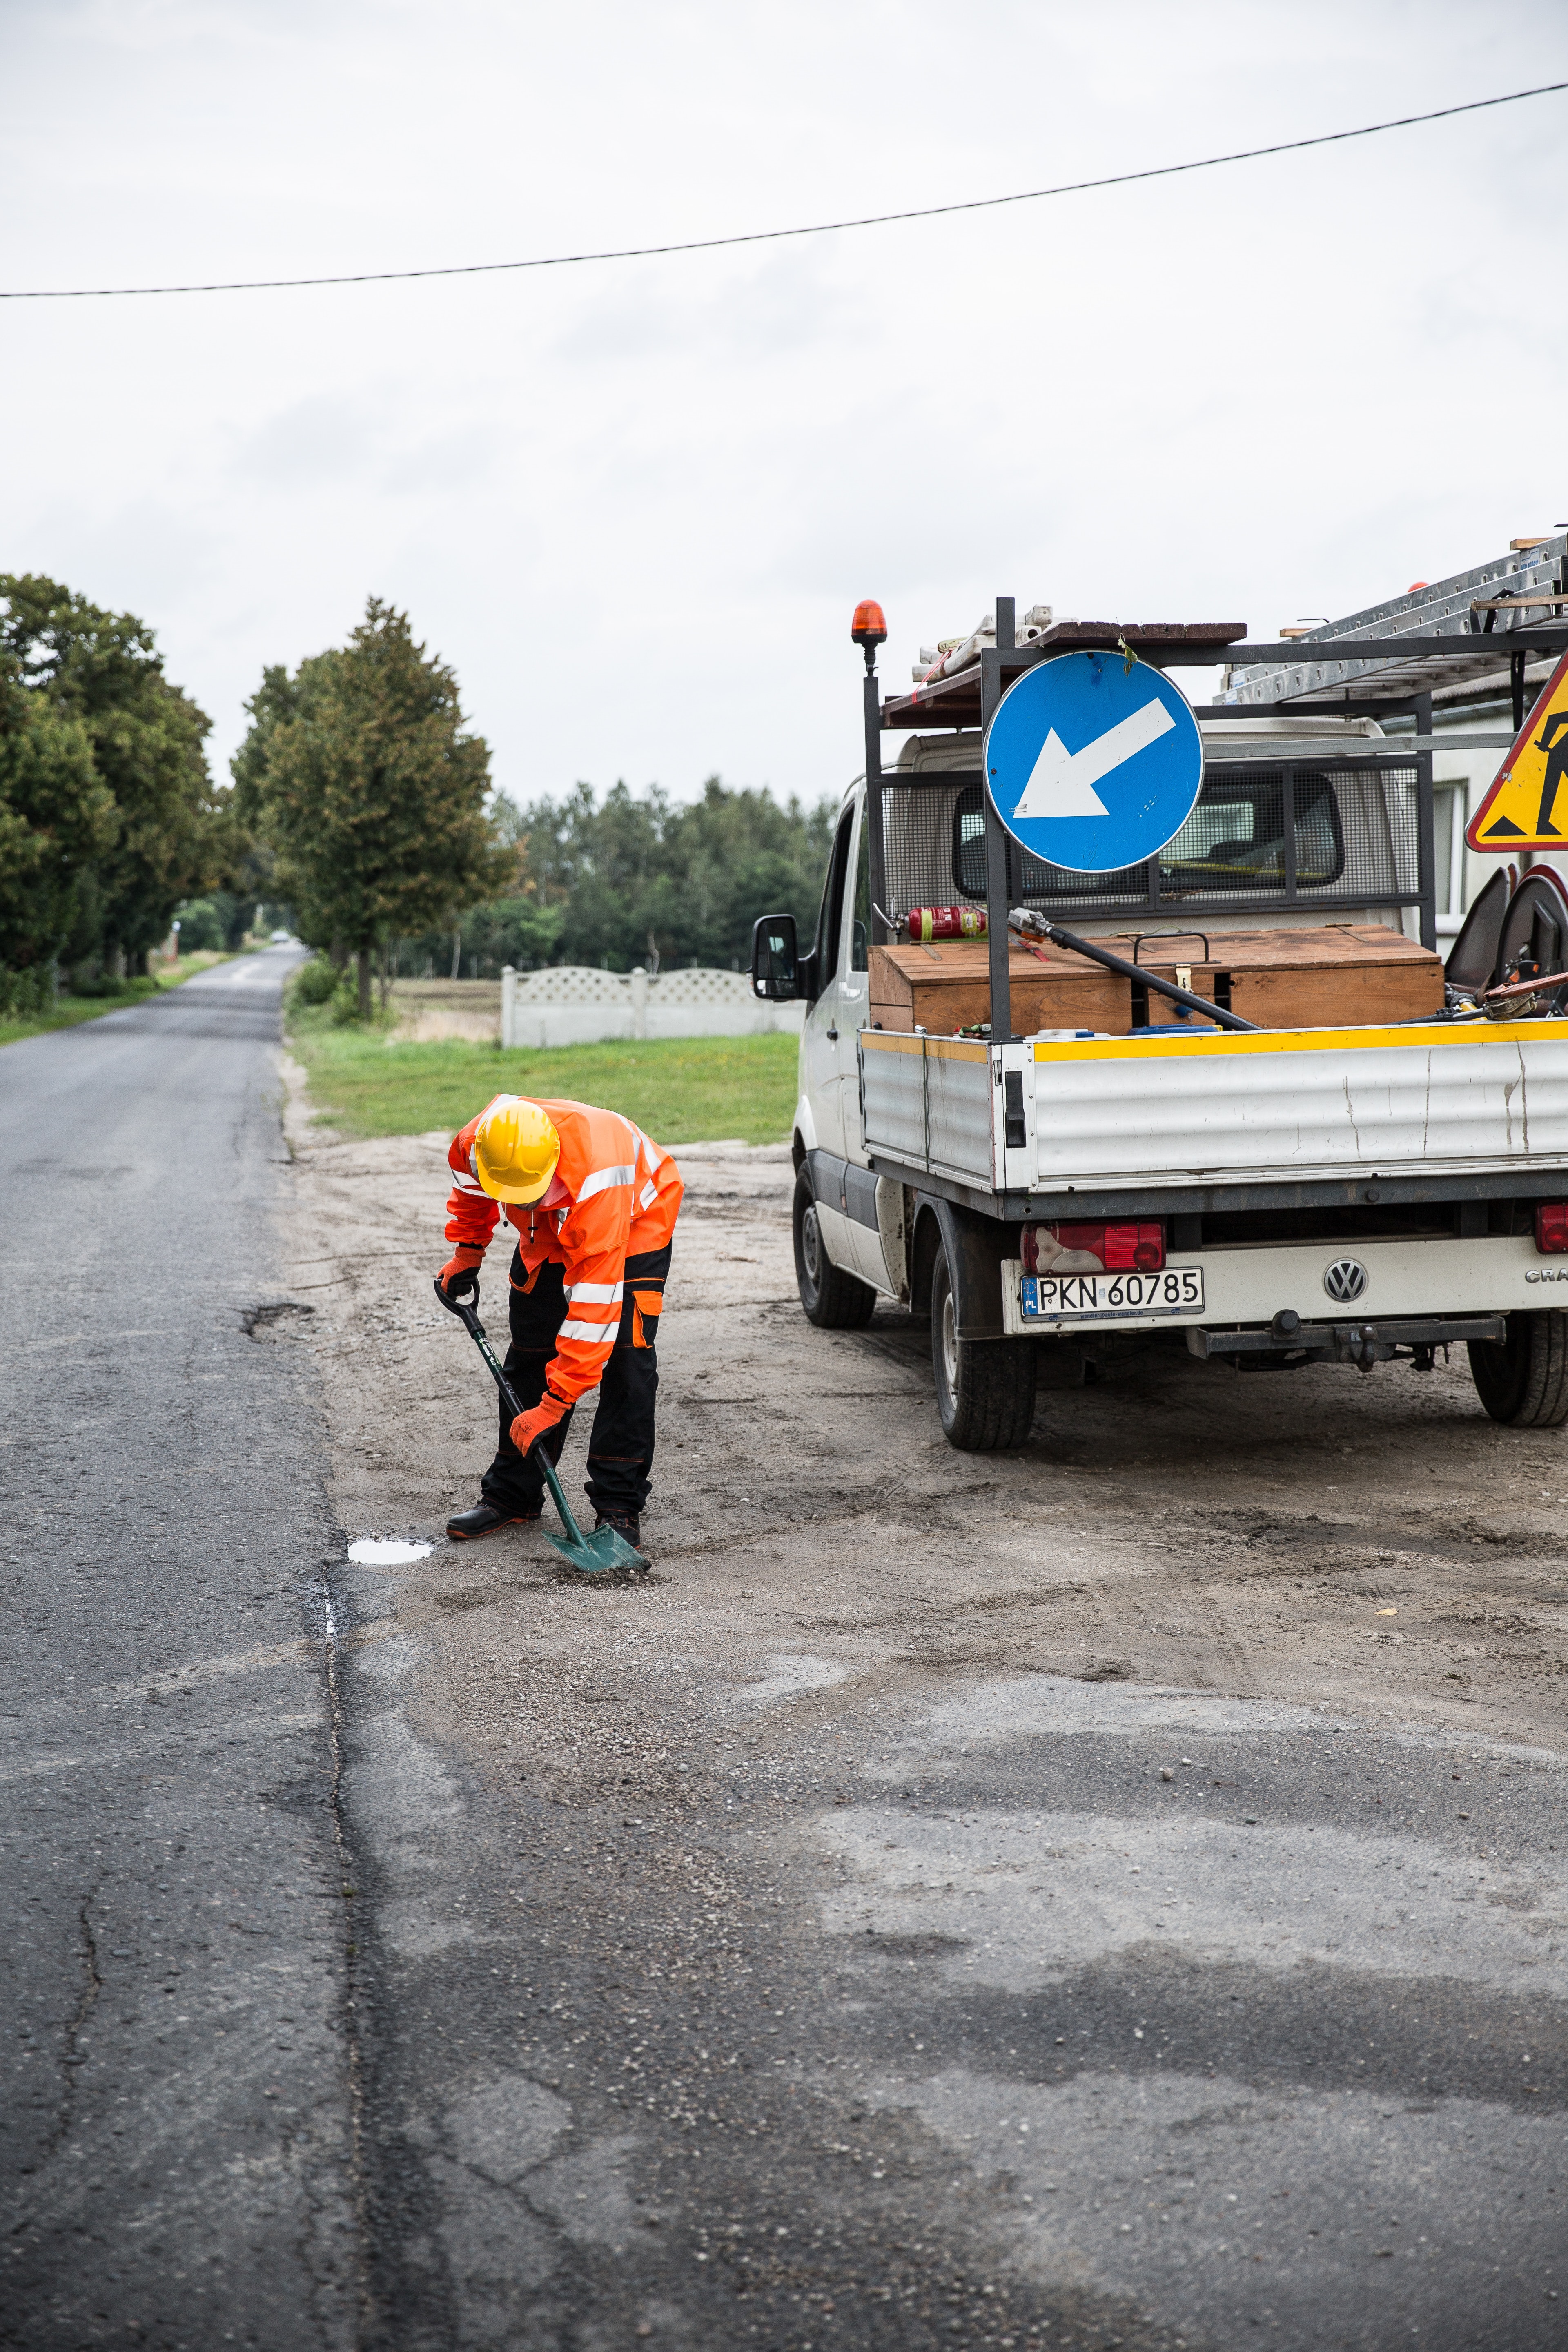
left=930, top=1236, right=1037, bottom=1451
left=793, top=1166, right=876, bottom=1329
left=1468, top=1310, right=1568, bottom=1428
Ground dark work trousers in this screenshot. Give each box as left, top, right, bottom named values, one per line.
left=479, top=1242, right=670, bottom=1518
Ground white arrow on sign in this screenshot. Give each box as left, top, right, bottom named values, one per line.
left=1012, top=695, right=1176, bottom=822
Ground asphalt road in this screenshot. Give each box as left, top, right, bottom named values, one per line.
left=294, top=1121, right=1568, bottom=2352
left=4, top=956, right=1565, bottom=2352
left=1, top=951, right=357, bottom=2350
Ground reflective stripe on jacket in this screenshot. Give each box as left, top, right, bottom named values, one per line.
left=444, top=1098, right=683, bottom=1405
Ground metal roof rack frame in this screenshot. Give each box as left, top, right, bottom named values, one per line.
left=866, top=590, right=1568, bottom=1040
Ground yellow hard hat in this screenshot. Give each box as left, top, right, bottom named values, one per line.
left=472, top=1098, right=561, bottom=1204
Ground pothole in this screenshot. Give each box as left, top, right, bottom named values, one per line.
left=241, top=1300, right=315, bottom=1339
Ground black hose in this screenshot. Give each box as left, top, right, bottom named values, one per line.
left=1016, top=915, right=1261, bottom=1033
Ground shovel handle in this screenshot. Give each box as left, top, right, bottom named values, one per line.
left=432, top=1278, right=590, bottom=1546
left=434, top=1278, right=523, bottom=1414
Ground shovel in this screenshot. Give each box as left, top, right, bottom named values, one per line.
left=434, top=1280, right=648, bottom=1575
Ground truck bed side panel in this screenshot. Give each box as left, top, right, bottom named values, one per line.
left=927, top=1038, right=994, bottom=1185
left=859, top=1032, right=926, bottom=1168
left=1030, top=1023, right=1568, bottom=1189
left=860, top=1033, right=996, bottom=1184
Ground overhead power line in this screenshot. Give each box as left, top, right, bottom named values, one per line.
left=3, top=79, right=1564, bottom=301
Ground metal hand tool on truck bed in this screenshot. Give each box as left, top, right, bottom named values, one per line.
left=434, top=1281, right=648, bottom=1575
left=1009, top=909, right=1261, bottom=1031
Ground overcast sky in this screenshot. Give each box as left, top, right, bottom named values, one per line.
left=4, top=0, right=1566, bottom=812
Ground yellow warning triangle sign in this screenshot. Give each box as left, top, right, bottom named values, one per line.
left=1468, top=651, right=1568, bottom=850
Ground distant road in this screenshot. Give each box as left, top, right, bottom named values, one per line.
left=0, top=949, right=358, bottom=2351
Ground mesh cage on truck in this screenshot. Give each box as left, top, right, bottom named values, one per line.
left=879, top=757, right=1423, bottom=925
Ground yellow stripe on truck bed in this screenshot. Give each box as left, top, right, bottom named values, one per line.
left=861, top=1032, right=989, bottom=1062
left=1032, top=1020, right=1568, bottom=1063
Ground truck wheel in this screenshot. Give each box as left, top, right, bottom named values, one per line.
left=1468, top=1311, right=1568, bottom=1428
left=930, top=1237, right=1037, bottom=1450
left=793, top=1167, right=876, bottom=1329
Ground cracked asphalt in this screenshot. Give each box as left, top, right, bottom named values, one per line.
left=4, top=948, right=1566, bottom=2351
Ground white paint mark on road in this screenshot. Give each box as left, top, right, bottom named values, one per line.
left=349, top=1538, right=434, bottom=1565
left=3, top=1616, right=459, bottom=1742
left=816, top=1804, right=1568, bottom=1997
left=873, top=1674, right=1566, bottom=1772
left=0, top=1711, right=323, bottom=1785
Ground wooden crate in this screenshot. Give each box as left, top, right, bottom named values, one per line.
left=1213, top=928, right=1443, bottom=1028
left=869, top=925, right=1443, bottom=1037
left=870, top=942, right=1126, bottom=1035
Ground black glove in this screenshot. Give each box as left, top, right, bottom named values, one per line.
left=438, top=1257, right=481, bottom=1306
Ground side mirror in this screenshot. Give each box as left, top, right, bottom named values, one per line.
left=751, top=913, right=800, bottom=1000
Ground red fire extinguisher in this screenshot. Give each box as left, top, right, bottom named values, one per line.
left=906, top=905, right=987, bottom=944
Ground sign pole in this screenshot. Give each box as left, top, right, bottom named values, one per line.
left=983, top=597, right=1015, bottom=1042
left=863, top=665, right=889, bottom=949
left=1414, top=691, right=1437, bottom=949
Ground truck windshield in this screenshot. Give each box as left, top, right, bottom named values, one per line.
left=951, top=770, right=1346, bottom=905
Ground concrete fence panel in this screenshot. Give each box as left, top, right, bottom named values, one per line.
left=499, top=966, right=804, bottom=1049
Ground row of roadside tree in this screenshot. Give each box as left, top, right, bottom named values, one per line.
left=1, top=575, right=836, bottom=1018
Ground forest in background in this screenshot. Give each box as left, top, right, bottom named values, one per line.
left=2, top=573, right=837, bottom=1019
left=407, top=777, right=838, bottom=980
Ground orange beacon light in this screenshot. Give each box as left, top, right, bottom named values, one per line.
left=852, top=599, right=887, bottom=670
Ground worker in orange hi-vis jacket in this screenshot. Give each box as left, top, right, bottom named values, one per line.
left=436, top=1096, right=683, bottom=1556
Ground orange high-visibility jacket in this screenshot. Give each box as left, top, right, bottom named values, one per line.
left=444, top=1097, right=683, bottom=1407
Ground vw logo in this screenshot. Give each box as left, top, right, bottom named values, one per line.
left=1323, top=1257, right=1368, bottom=1303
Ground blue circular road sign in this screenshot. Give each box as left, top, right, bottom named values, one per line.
left=984, top=651, right=1204, bottom=874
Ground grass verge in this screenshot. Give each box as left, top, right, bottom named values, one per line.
left=0, top=953, right=247, bottom=1047
left=286, top=1007, right=799, bottom=1145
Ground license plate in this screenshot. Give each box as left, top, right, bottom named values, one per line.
left=1022, top=1266, right=1205, bottom=1323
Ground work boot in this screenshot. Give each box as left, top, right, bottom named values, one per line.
left=446, top=1500, right=541, bottom=1541
left=595, top=1508, right=646, bottom=1561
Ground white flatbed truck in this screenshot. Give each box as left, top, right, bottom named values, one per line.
left=751, top=596, right=1568, bottom=1448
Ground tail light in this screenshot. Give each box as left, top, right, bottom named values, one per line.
left=1021, top=1221, right=1165, bottom=1274
left=1535, top=1203, right=1568, bottom=1254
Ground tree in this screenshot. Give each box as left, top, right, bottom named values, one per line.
left=234, top=599, right=508, bottom=1015
left=0, top=574, right=220, bottom=976
left=0, top=647, right=116, bottom=974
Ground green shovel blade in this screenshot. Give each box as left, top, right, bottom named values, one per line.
left=542, top=1523, right=648, bottom=1575
left=536, top=1449, right=648, bottom=1576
